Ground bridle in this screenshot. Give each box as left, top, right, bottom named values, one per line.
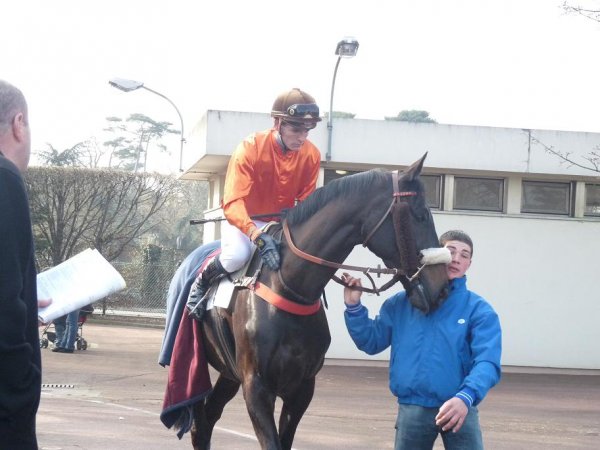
left=282, top=170, right=428, bottom=295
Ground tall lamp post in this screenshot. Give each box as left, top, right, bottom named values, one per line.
left=108, top=78, right=186, bottom=172
left=326, top=37, right=359, bottom=162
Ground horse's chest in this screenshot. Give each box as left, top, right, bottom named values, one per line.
left=252, top=323, right=330, bottom=359
left=244, top=315, right=330, bottom=373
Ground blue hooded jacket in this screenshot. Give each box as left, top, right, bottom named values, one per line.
left=345, top=276, right=501, bottom=408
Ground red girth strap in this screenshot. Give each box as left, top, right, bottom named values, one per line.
left=252, top=282, right=322, bottom=316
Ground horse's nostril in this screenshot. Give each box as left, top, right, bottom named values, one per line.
left=441, top=286, right=449, bottom=299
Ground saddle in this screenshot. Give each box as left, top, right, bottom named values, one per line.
left=204, top=222, right=281, bottom=312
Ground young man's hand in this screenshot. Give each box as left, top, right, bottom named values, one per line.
left=342, top=273, right=362, bottom=306
left=435, top=397, right=468, bottom=433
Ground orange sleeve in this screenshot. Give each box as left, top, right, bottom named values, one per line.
left=222, top=136, right=257, bottom=236
left=223, top=198, right=257, bottom=237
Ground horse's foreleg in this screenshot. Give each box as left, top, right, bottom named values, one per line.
left=191, top=375, right=240, bottom=450
left=205, top=375, right=240, bottom=430
left=278, top=377, right=315, bottom=450
left=191, top=401, right=209, bottom=450
left=242, top=375, right=280, bottom=450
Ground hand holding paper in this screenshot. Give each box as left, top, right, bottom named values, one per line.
left=38, top=298, right=52, bottom=326
left=37, top=249, right=126, bottom=323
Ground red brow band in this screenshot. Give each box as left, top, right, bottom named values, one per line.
left=395, top=191, right=417, bottom=197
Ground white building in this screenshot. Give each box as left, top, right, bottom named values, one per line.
left=182, top=110, right=600, bottom=370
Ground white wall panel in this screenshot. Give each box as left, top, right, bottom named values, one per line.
left=324, top=212, right=600, bottom=369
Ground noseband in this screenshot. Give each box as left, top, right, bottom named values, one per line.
left=282, top=170, right=436, bottom=295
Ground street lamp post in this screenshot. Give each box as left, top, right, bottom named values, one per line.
left=326, top=37, right=359, bottom=162
left=108, top=78, right=186, bottom=172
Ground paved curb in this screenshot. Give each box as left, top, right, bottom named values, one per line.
left=88, top=312, right=165, bottom=329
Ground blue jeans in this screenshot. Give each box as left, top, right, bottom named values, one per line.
left=56, top=309, right=80, bottom=350
left=53, top=315, right=66, bottom=347
left=394, top=403, right=483, bottom=450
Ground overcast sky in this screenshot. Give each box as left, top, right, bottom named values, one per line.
left=3, top=0, right=599, bottom=173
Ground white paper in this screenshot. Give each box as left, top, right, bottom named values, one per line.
left=37, top=248, right=126, bottom=323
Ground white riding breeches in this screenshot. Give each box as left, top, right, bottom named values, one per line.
left=219, top=219, right=268, bottom=273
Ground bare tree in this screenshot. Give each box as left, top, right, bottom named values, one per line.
left=86, top=170, right=180, bottom=260
left=530, top=134, right=600, bottom=173
left=38, top=138, right=118, bottom=170
left=28, top=111, right=197, bottom=271
left=550, top=2, right=600, bottom=173
left=25, top=167, right=180, bottom=266
left=562, top=1, right=600, bottom=22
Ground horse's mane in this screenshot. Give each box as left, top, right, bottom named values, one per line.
left=286, top=169, right=389, bottom=226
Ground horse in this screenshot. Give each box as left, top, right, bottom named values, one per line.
left=186, top=154, right=449, bottom=450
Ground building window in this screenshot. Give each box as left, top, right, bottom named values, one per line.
left=521, top=181, right=571, bottom=215
left=585, top=184, right=600, bottom=216
left=422, top=175, right=442, bottom=209
left=453, top=177, right=504, bottom=212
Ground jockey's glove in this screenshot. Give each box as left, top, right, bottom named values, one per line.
left=253, top=233, right=280, bottom=271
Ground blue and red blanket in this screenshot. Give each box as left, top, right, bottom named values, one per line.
left=159, top=241, right=220, bottom=438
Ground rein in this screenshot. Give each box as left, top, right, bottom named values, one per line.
left=282, top=170, right=422, bottom=295
left=283, top=220, right=400, bottom=295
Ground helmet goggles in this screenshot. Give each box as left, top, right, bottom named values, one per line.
left=286, top=103, right=320, bottom=119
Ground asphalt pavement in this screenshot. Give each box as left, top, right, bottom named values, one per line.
left=37, top=321, right=600, bottom=450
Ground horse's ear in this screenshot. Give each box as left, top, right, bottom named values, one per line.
left=404, top=152, right=427, bottom=181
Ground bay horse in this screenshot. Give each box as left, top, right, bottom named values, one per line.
left=189, top=154, right=448, bottom=450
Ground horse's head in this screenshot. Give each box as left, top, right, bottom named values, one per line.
left=362, top=154, right=449, bottom=313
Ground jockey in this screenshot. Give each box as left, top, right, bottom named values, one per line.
left=186, top=88, right=322, bottom=320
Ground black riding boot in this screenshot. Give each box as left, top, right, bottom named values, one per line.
left=186, top=257, right=229, bottom=321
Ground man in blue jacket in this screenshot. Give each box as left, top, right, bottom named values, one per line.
left=343, top=230, right=501, bottom=450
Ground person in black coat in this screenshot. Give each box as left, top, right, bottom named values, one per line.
left=0, top=79, right=50, bottom=450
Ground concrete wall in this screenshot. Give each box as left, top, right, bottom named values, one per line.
left=185, top=111, right=600, bottom=180
left=331, top=119, right=600, bottom=177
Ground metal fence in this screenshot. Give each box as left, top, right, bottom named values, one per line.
left=97, top=260, right=179, bottom=316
